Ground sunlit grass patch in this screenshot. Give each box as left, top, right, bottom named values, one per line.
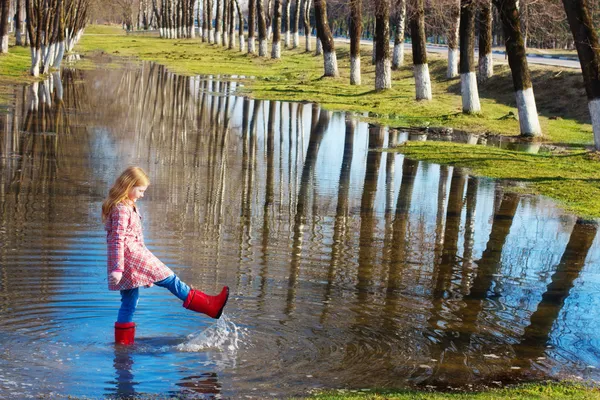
left=392, top=141, right=600, bottom=217
left=308, top=383, right=600, bottom=399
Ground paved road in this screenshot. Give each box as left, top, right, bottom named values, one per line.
left=335, top=37, right=581, bottom=70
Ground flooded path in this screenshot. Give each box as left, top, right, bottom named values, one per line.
left=1, top=60, right=600, bottom=398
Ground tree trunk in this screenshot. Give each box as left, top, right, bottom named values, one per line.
left=215, top=0, right=221, bottom=44
left=303, top=0, right=312, bottom=51
left=349, top=0, right=362, bottom=85
left=292, top=0, right=301, bottom=48
left=0, top=0, right=9, bottom=53
left=493, top=0, right=541, bottom=136
left=234, top=0, right=244, bottom=51
left=478, top=0, right=493, bottom=82
left=257, top=0, right=268, bottom=56
left=284, top=0, right=291, bottom=48
left=391, top=0, right=405, bottom=70
left=228, top=0, right=235, bottom=49
left=411, top=0, right=431, bottom=100
left=561, top=0, right=600, bottom=150
left=314, top=0, right=338, bottom=77
left=222, top=0, right=228, bottom=46
left=375, top=0, right=391, bottom=89
left=15, top=0, right=25, bottom=46
left=447, top=0, right=460, bottom=78
left=208, top=0, right=214, bottom=42
left=272, top=0, right=281, bottom=58
left=460, top=0, right=481, bottom=113
left=248, top=0, right=256, bottom=53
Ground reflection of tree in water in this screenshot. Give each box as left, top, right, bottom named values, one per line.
left=0, top=69, right=95, bottom=331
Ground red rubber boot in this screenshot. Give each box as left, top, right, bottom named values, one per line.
left=115, top=322, right=136, bottom=345
left=183, top=286, right=229, bottom=319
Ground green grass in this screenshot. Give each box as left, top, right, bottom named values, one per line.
left=308, top=382, right=600, bottom=399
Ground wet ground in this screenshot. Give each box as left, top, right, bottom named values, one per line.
left=1, top=59, right=600, bottom=399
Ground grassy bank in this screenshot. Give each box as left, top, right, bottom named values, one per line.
left=308, top=382, right=600, bottom=400
left=1, top=25, right=599, bottom=217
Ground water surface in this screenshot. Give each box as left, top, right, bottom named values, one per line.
left=1, top=60, right=600, bottom=398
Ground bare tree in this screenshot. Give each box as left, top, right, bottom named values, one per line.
left=257, top=0, right=268, bottom=55
left=447, top=0, right=460, bottom=78
left=460, top=0, right=480, bottom=112
left=410, top=0, right=431, bottom=100
left=272, top=0, right=281, bottom=57
left=493, top=0, right=541, bottom=136
left=314, top=0, right=339, bottom=77
left=375, top=0, right=391, bottom=89
left=349, top=0, right=362, bottom=84
left=284, top=0, right=291, bottom=47
left=478, top=0, right=493, bottom=82
left=391, top=0, right=406, bottom=70
left=0, top=0, right=9, bottom=53
left=292, top=0, right=301, bottom=47
left=234, top=0, right=244, bottom=51
left=561, top=0, right=600, bottom=149
left=248, top=0, right=256, bottom=52
left=303, top=0, right=312, bottom=51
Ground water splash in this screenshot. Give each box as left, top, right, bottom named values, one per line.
left=177, top=314, right=244, bottom=353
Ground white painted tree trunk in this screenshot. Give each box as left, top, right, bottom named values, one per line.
left=230, top=33, right=236, bottom=48
left=30, top=47, right=41, bottom=77
left=203, top=28, right=208, bottom=41
left=516, top=87, right=542, bottom=136
left=248, top=37, right=256, bottom=53
left=239, top=34, right=245, bottom=52
left=589, top=99, right=600, bottom=150
left=478, top=52, right=493, bottom=82
left=190, top=25, right=196, bottom=38
left=53, top=71, right=63, bottom=101
left=272, top=41, right=281, bottom=59
left=267, top=26, right=272, bottom=40
left=461, top=72, right=481, bottom=113
left=376, top=58, right=392, bottom=90
left=323, top=50, right=339, bottom=77
left=414, top=64, right=432, bottom=100
left=392, top=42, right=404, bottom=69
left=350, top=56, right=361, bottom=85
left=0, top=35, right=8, bottom=53
left=259, top=38, right=268, bottom=56
left=305, top=34, right=311, bottom=51
left=216, top=31, right=221, bottom=44
left=29, top=82, right=39, bottom=111
left=159, top=27, right=165, bottom=37
left=285, top=30, right=290, bottom=48
left=447, top=49, right=459, bottom=78
left=316, top=39, right=323, bottom=55
left=293, top=32, right=299, bottom=48
left=53, top=41, right=66, bottom=68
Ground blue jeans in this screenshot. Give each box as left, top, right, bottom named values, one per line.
left=117, top=274, right=191, bottom=323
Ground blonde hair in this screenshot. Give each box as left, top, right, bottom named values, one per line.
left=102, top=166, right=150, bottom=222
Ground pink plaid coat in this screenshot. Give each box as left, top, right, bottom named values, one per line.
left=105, top=203, right=173, bottom=291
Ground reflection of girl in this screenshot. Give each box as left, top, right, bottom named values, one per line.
left=102, top=167, right=229, bottom=345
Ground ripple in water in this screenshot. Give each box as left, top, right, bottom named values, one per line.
left=176, top=315, right=245, bottom=353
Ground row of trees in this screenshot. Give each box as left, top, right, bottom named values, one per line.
left=177, top=0, right=598, bottom=147
left=0, top=0, right=90, bottom=76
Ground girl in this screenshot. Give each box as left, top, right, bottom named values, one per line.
left=102, top=166, right=229, bottom=345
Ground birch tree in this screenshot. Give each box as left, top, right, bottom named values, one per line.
left=493, top=0, right=541, bottom=136
left=314, top=0, right=339, bottom=77
left=561, top=0, right=600, bottom=149
left=460, top=0, right=480, bottom=112
left=284, top=0, right=291, bottom=47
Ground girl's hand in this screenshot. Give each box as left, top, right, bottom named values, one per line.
left=145, top=282, right=154, bottom=288
left=109, top=271, right=123, bottom=285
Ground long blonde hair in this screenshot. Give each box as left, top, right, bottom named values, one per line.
left=102, top=166, right=150, bottom=222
